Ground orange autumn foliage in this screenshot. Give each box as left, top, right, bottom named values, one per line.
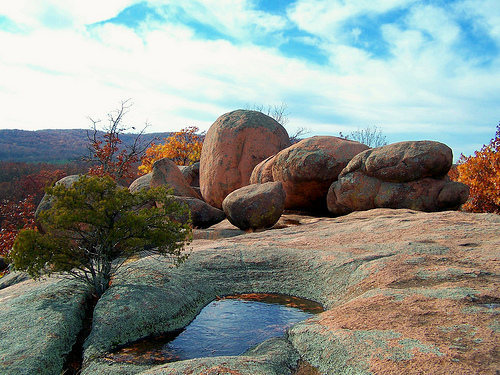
left=451, top=123, right=500, bottom=214
left=139, top=126, right=204, bottom=174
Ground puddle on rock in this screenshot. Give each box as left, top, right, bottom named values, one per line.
left=104, top=293, right=323, bottom=365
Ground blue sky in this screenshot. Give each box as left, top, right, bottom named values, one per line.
left=0, top=0, right=499, bottom=159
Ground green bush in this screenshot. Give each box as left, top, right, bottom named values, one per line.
left=9, top=175, right=192, bottom=296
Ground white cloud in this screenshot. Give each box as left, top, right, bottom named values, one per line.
left=456, top=0, right=500, bottom=41
left=0, top=0, right=498, bottom=160
left=0, top=0, right=137, bottom=29
left=149, top=0, right=288, bottom=41
left=406, top=4, right=460, bottom=45
left=288, top=0, right=414, bottom=40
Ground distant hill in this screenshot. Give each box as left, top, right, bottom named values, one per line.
left=0, top=129, right=172, bottom=163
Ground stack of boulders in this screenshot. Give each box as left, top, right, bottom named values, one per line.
left=250, top=136, right=369, bottom=213
left=36, top=109, right=470, bottom=232
left=327, top=141, right=469, bottom=215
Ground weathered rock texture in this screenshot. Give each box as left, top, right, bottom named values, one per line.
left=200, top=110, right=290, bottom=208
left=0, top=278, right=89, bottom=375
left=222, top=182, right=286, bottom=230
left=129, top=173, right=152, bottom=193
left=272, top=136, right=369, bottom=212
left=328, top=141, right=469, bottom=215
left=151, top=158, right=201, bottom=199
left=250, top=155, right=276, bottom=184
left=2, top=209, right=498, bottom=375
left=169, top=196, right=225, bottom=229
left=178, top=162, right=200, bottom=187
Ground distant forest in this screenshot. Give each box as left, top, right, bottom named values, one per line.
left=0, top=129, right=172, bottom=163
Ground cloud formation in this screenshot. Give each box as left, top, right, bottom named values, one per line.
left=0, top=0, right=498, bottom=158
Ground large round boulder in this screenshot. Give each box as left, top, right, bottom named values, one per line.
left=167, top=197, right=225, bottom=229
left=271, top=136, right=369, bottom=212
left=200, top=110, right=290, bottom=208
left=151, top=158, right=201, bottom=199
left=222, top=182, right=286, bottom=231
left=327, top=141, right=469, bottom=215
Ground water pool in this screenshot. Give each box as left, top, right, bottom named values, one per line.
left=105, top=293, right=323, bottom=364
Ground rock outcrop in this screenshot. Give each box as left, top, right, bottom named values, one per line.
left=0, top=278, right=89, bottom=375
left=199, top=110, right=290, bottom=208
left=271, top=136, right=369, bottom=212
left=151, top=158, right=201, bottom=199
left=1, top=209, right=499, bottom=374
left=222, top=182, right=286, bottom=230
left=327, top=141, right=469, bottom=215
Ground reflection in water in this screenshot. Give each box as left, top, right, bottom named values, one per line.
left=105, top=293, right=323, bottom=365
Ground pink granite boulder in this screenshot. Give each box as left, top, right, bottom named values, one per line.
left=222, top=182, right=286, bottom=230
left=200, top=110, right=290, bottom=208
left=151, top=158, right=201, bottom=199
left=271, top=136, right=369, bottom=212
left=327, top=141, right=469, bottom=215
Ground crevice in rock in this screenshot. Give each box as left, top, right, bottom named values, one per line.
left=62, top=293, right=99, bottom=374
left=342, top=252, right=396, bottom=268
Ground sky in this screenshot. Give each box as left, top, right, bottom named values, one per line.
left=0, top=0, right=499, bottom=159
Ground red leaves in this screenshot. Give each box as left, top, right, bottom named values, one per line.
left=0, top=166, right=66, bottom=259
left=85, top=101, right=144, bottom=185
left=0, top=195, right=36, bottom=256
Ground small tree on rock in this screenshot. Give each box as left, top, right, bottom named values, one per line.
left=84, top=100, right=151, bottom=185
left=8, top=175, right=191, bottom=296
left=340, top=125, right=387, bottom=148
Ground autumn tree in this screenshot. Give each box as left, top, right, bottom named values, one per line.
left=451, top=123, right=500, bottom=214
left=84, top=100, right=151, bottom=185
left=0, top=161, right=85, bottom=202
left=0, top=195, right=36, bottom=259
left=139, top=126, right=204, bottom=174
left=8, top=175, right=192, bottom=296
left=0, top=167, right=67, bottom=270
